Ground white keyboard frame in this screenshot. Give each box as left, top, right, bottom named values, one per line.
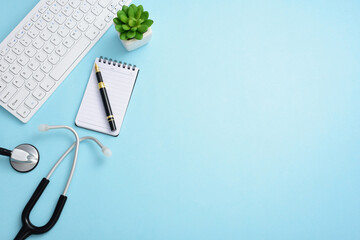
left=0, top=0, right=131, bottom=123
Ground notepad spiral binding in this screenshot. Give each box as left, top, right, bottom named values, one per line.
left=99, top=56, right=137, bottom=71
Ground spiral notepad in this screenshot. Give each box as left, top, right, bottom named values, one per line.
left=75, top=57, right=139, bottom=137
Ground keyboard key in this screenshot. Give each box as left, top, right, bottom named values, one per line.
left=35, top=51, right=47, bottom=62
left=50, top=3, right=61, bottom=14
left=91, top=5, right=103, bottom=16
left=33, top=70, right=45, bottom=82
left=94, top=19, right=106, bottom=30
left=85, top=26, right=99, bottom=40
left=69, top=0, right=81, bottom=8
left=55, top=45, right=67, bottom=56
left=35, top=19, right=47, bottom=30
left=20, top=68, right=33, bottom=79
left=31, top=13, right=41, bottom=22
left=20, top=36, right=32, bottom=47
left=58, top=26, right=70, bottom=37
left=17, top=105, right=31, bottom=118
left=40, top=78, right=55, bottom=91
left=23, top=22, right=33, bottom=31
left=12, top=77, right=25, bottom=88
left=43, top=11, right=54, bottom=22
left=25, top=96, right=38, bottom=109
left=50, top=34, right=62, bottom=45
left=32, top=39, right=45, bottom=49
left=17, top=55, right=30, bottom=66
left=1, top=72, right=14, bottom=83
left=104, top=14, right=113, bottom=23
left=80, top=2, right=91, bottom=12
left=70, top=29, right=82, bottom=40
left=15, top=30, right=26, bottom=39
left=41, top=62, right=53, bottom=73
left=107, top=2, right=116, bottom=11
left=10, top=64, right=22, bottom=75
left=84, top=13, right=95, bottom=23
left=33, top=88, right=46, bottom=100
left=12, top=45, right=25, bottom=55
left=0, top=85, right=17, bottom=103
left=28, top=60, right=40, bottom=71
left=25, top=79, right=38, bottom=90
left=44, top=42, right=55, bottom=53
left=77, top=21, right=89, bottom=32
left=72, top=9, right=83, bottom=21
left=48, top=54, right=60, bottom=64
left=63, top=37, right=74, bottom=48
left=8, top=38, right=18, bottom=47
left=28, top=28, right=40, bottom=38
left=0, top=47, right=10, bottom=56
left=65, top=18, right=77, bottom=29
left=0, top=60, right=9, bottom=72
left=8, top=88, right=29, bottom=110
left=98, top=0, right=111, bottom=7
left=50, top=37, right=90, bottom=80
left=5, top=52, right=17, bottom=63
left=38, top=4, right=49, bottom=13
left=46, top=0, right=55, bottom=5
left=62, top=5, right=74, bottom=17
left=57, top=0, right=68, bottom=6
left=25, top=47, right=37, bottom=58
left=48, top=21, right=59, bottom=33
left=113, top=4, right=121, bottom=13
left=40, top=29, right=52, bottom=41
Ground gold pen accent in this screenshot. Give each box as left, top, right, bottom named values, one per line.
left=95, top=63, right=100, bottom=72
left=107, top=115, right=114, bottom=119
left=98, top=82, right=105, bottom=89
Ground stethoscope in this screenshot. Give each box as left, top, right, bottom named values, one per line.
left=12, top=125, right=111, bottom=240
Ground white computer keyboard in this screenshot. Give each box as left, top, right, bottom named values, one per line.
left=0, top=0, right=131, bottom=123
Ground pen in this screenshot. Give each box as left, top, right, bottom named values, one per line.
left=94, top=63, right=117, bottom=131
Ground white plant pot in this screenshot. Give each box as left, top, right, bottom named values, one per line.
left=118, top=28, right=152, bottom=51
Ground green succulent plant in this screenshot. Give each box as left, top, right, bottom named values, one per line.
left=113, top=4, right=154, bottom=41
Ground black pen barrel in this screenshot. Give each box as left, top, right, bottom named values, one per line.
left=96, top=71, right=117, bottom=131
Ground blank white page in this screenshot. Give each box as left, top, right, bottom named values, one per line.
left=75, top=57, right=139, bottom=136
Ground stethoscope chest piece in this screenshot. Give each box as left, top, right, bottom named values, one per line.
left=9, top=144, right=39, bottom=173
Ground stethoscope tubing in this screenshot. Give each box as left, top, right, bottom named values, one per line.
left=14, top=125, right=109, bottom=240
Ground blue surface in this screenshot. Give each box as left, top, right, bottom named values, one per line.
left=1, top=0, right=360, bottom=239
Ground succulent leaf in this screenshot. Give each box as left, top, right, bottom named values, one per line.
left=113, top=17, right=121, bottom=25
left=138, top=24, right=149, bottom=33
left=122, top=5, right=128, bottom=14
left=136, top=5, right=143, bottom=19
left=120, top=14, right=128, bottom=23
left=127, top=30, right=136, bottom=38
left=144, top=19, right=154, bottom=27
left=117, top=10, right=125, bottom=19
left=129, top=19, right=137, bottom=27
left=128, top=7, right=135, bottom=18
left=141, top=11, right=149, bottom=20
left=131, top=27, right=138, bottom=31
left=115, top=24, right=122, bottom=32
left=120, top=33, right=127, bottom=40
left=135, top=32, right=143, bottom=40
left=122, top=24, right=130, bottom=30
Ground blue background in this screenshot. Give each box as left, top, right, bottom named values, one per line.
left=1, top=0, right=360, bottom=239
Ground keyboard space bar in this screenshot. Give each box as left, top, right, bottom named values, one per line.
left=50, top=38, right=91, bottom=81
